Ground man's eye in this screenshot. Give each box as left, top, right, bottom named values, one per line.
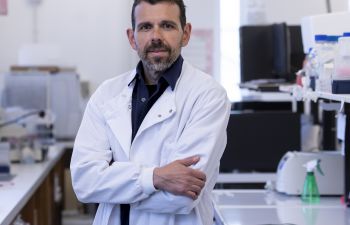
left=140, top=25, right=152, bottom=31
left=162, top=23, right=174, bottom=30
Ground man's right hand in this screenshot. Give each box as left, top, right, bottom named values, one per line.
left=153, top=156, right=206, bottom=200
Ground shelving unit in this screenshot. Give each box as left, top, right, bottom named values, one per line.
left=285, top=85, right=350, bottom=207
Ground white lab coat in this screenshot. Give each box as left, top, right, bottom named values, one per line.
left=71, top=61, right=230, bottom=225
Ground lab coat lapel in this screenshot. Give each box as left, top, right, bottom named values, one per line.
left=134, top=88, right=176, bottom=141
left=102, top=83, right=133, bottom=158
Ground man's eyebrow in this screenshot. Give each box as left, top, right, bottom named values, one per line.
left=160, top=20, right=178, bottom=27
left=137, top=22, right=152, bottom=29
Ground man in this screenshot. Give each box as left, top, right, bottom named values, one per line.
left=70, top=0, right=230, bottom=224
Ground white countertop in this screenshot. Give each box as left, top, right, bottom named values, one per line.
left=233, top=88, right=294, bottom=103
left=0, top=144, right=66, bottom=225
left=213, top=189, right=350, bottom=225
left=217, top=173, right=276, bottom=183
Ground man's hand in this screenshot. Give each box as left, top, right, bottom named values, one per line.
left=153, top=156, right=206, bottom=200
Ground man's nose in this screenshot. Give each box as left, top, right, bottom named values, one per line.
left=151, top=27, right=163, bottom=41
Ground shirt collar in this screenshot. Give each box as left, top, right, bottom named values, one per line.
left=128, top=55, right=183, bottom=91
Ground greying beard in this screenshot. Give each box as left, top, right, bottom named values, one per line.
left=143, top=54, right=178, bottom=74
left=137, top=40, right=182, bottom=78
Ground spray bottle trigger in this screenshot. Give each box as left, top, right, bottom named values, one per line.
left=316, top=159, right=324, bottom=176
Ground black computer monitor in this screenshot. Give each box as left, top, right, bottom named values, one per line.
left=272, top=23, right=291, bottom=77
left=239, top=23, right=305, bottom=83
left=220, top=111, right=301, bottom=172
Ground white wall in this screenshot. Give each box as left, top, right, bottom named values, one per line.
left=0, top=0, right=218, bottom=91
left=185, top=0, right=220, bottom=80
left=0, top=0, right=133, bottom=92
left=241, top=0, right=349, bottom=25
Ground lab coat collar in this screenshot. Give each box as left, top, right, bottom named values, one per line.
left=102, top=82, right=133, bottom=157
left=102, top=69, right=178, bottom=158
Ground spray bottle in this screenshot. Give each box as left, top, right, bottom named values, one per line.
left=301, top=159, right=324, bottom=203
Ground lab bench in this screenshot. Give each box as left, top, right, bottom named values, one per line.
left=0, top=143, right=68, bottom=225
left=213, top=189, right=350, bottom=225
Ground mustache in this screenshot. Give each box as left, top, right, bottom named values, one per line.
left=145, top=41, right=171, bottom=53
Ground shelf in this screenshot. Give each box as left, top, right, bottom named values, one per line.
left=280, top=84, right=350, bottom=104
left=281, top=84, right=350, bottom=207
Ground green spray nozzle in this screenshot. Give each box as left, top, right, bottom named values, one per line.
left=303, top=159, right=324, bottom=176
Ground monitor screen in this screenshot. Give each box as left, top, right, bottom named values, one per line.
left=272, top=23, right=291, bottom=77
left=220, top=111, right=301, bottom=172
left=239, top=23, right=305, bottom=83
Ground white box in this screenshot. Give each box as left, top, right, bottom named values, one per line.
left=301, top=12, right=350, bottom=53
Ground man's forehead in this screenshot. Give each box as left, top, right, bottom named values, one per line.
left=134, top=1, right=181, bottom=25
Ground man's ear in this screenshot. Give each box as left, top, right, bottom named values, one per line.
left=127, top=28, right=137, bottom=50
left=181, top=23, right=192, bottom=47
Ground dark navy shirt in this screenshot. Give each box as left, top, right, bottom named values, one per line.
left=129, top=55, right=184, bottom=142
left=120, top=55, right=183, bottom=225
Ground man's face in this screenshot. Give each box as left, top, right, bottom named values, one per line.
left=127, top=2, right=191, bottom=72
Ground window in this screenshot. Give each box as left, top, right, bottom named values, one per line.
left=220, top=0, right=240, bottom=101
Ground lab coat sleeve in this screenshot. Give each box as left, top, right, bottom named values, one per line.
left=132, top=85, right=231, bottom=214
left=70, top=90, right=156, bottom=204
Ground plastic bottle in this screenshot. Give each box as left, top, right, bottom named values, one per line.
left=301, top=159, right=324, bottom=203
left=304, top=35, right=327, bottom=90
left=333, top=36, right=350, bottom=80
left=331, top=35, right=350, bottom=93
left=316, top=35, right=339, bottom=92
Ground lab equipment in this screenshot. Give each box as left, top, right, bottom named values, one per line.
left=332, top=36, right=350, bottom=93
left=1, top=71, right=83, bottom=139
left=301, top=12, right=350, bottom=54
left=276, top=151, right=344, bottom=195
left=0, top=142, right=10, bottom=178
left=0, top=108, right=53, bottom=163
left=304, top=34, right=328, bottom=90
left=315, top=35, right=339, bottom=92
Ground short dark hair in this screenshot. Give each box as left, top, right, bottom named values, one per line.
left=131, top=0, right=186, bottom=30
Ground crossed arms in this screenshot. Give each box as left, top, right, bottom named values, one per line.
left=71, top=85, right=230, bottom=213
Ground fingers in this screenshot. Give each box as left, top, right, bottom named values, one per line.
left=191, top=177, right=206, bottom=189
left=154, top=157, right=207, bottom=199
left=178, top=178, right=205, bottom=200
left=185, top=184, right=204, bottom=200
left=191, top=169, right=206, bottom=182
left=185, top=191, right=199, bottom=200
left=190, top=184, right=202, bottom=196
left=177, top=156, right=200, bottom=167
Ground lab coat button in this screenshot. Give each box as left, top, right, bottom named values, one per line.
left=141, top=97, right=146, bottom=102
left=128, top=105, right=132, bottom=109
left=158, top=114, right=162, bottom=118
left=169, top=109, right=173, bottom=113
